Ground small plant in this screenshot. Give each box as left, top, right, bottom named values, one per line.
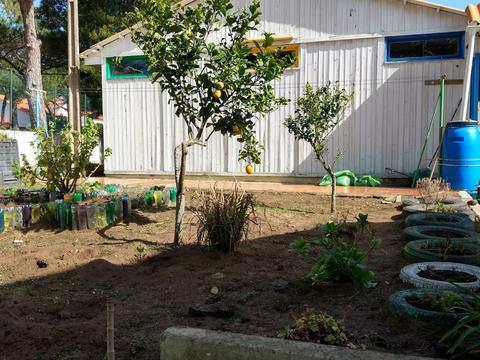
left=416, top=178, right=451, bottom=206
left=193, top=184, right=256, bottom=252
left=0, top=132, right=9, bottom=140
left=14, top=119, right=112, bottom=193
left=431, top=202, right=456, bottom=214
left=289, top=238, right=311, bottom=254
left=355, top=213, right=369, bottom=231
left=284, top=83, right=353, bottom=213
left=440, top=291, right=480, bottom=358
left=308, top=236, right=381, bottom=288
left=130, top=338, right=152, bottom=355
left=323, top=222, right=340, bottom=238
left=282, top=309, right=356, bottom=348
left=134, top=245, right=147, bottom=262
left=420, top=291, right=463, bottom=313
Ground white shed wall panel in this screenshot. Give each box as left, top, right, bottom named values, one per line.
left=100, top=0, right=467, bottom=176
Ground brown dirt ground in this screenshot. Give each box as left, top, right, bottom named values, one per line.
left=0, top=191, right=444, bottom=359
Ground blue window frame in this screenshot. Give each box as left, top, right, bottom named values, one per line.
left=385, top=32, right=465, bottom=62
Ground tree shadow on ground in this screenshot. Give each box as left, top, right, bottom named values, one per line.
left=0, top=217, right=444, bottom=360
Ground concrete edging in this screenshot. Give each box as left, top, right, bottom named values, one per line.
left=160, top=327, right=433, bottom=360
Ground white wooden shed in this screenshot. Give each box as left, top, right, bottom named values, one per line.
left=81, top=0, right=468, bottom=178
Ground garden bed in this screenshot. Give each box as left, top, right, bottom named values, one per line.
left=0, top=191, right=448, bottom=359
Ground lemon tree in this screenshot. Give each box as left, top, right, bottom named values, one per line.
left=127, top=0, right=293, bottom=244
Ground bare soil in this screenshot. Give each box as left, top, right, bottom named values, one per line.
left=0, top=191, right=445, bottom=359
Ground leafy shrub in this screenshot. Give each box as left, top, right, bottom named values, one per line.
left=289, top=238, right=311, bottom=254
left=14, top=119, right=111, bottom=193
left=282, top=309, right=356, bottom=348
left=308, top=234, right=381, bottom=288
left=440, top=291, right=480, bottom=358
left=194, top=184, right=256, bottom=252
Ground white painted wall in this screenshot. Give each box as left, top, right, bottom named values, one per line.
left=84, top=0, right=467, bottom=176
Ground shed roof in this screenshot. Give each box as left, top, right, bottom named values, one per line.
left=80, top=0, right=466, bottom=60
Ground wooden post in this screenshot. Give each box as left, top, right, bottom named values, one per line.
left=68, top=0, right=81, bottom=131
left=107, top=302, right=115, bottom=360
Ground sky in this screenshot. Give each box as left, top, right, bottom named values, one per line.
left=432, top=0, right=470, bottom=10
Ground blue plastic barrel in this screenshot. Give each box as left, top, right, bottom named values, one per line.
left=440, top=121, right=480, bottom=191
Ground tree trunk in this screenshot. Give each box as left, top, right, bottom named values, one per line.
left=320, top=156, right=336, bottom=213
left=328, top=168, right=336, bottom=213
left=18, top=0, right=47, bottom=130
left=174, top=142, right=188, bottom=245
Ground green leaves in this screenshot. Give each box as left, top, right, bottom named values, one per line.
left=289, top=238, right=311, bottom=254
left=127, top=0, right=291, bottom=165
left=284, top=83, right=352, bottom=161
left=308, top=220, right=379, bottom=288
left=440, top=291, right=480, bottom=358
left=15, top=119, right=111, bottom=193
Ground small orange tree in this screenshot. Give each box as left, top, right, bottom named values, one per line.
left=127, top=0, right=293, bottom=244
left=284, top=83, right=352, bottom=213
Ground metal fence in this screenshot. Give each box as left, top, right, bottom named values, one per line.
left=0, top=68, right=102, bottom=131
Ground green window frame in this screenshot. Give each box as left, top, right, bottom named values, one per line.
left=106, top=55, right=151, bottom=80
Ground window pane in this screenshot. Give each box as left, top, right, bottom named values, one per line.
left=387, top=33, right=462, bottom=61
left=390, top=40, right=424, bottom=59
left=423, top=38, right=458, bottom=57
left=111, top=58, right=149, bottom=76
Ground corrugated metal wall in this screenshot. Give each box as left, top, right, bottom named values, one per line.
left=98, top=0, right=467, bottom=176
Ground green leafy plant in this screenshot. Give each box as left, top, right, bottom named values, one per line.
left=193, top=184, right=256, bottom=252
left=282, top=309, right=356, bottom=348
left=127, top=0, right=293, bottom=244
left=432, top=202, right=456, bottom=214
left=308, top=235, right=381, bottom=288
left=355, top=213, right=369, bottom=231
left=289, top=238, right=311, bottom=254
left=440, top=291, right=480, bottom=358
left=284, top=83, right=353, bottom=213
left=419, top=292, right=463, bottom=313
left=323, top=221, right=340, bottom=238
left=13, top=119, right=111, bottom=193
left=78, top=181, right=103, bottom=194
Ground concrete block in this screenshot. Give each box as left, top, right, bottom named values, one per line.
left=160, top=327, right=433, bottom=360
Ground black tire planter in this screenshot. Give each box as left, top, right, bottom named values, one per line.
left=405, top=212, right=474, bottom=230
left=389, top=288, right=472, bottom=326
left=403, top=225, right=478, bottom=242
left=404, top=239, right=480, bottom=265
left=399, top=262, right=480, bottom=290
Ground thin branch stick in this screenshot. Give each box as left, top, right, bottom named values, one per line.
left=107, top=302, right=115, bottom=360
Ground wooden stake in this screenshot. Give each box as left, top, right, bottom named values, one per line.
left=68, top=0, right=81, bottom=131
left=107, top=302, right=115, bottom=360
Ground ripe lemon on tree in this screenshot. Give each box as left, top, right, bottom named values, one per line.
left=216, top=81, right=224, bottom=90
left=213, top=89, right=222, bottom=100
left=232, top=124, right=241, bottom=135
left=246, top=164, right=254, bottom=175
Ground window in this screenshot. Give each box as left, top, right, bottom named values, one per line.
left=106, top=56, right=150, bottom=79
left=385, top=32, right=464, bottom=62
left=247, top=44, right=300, bottom=69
